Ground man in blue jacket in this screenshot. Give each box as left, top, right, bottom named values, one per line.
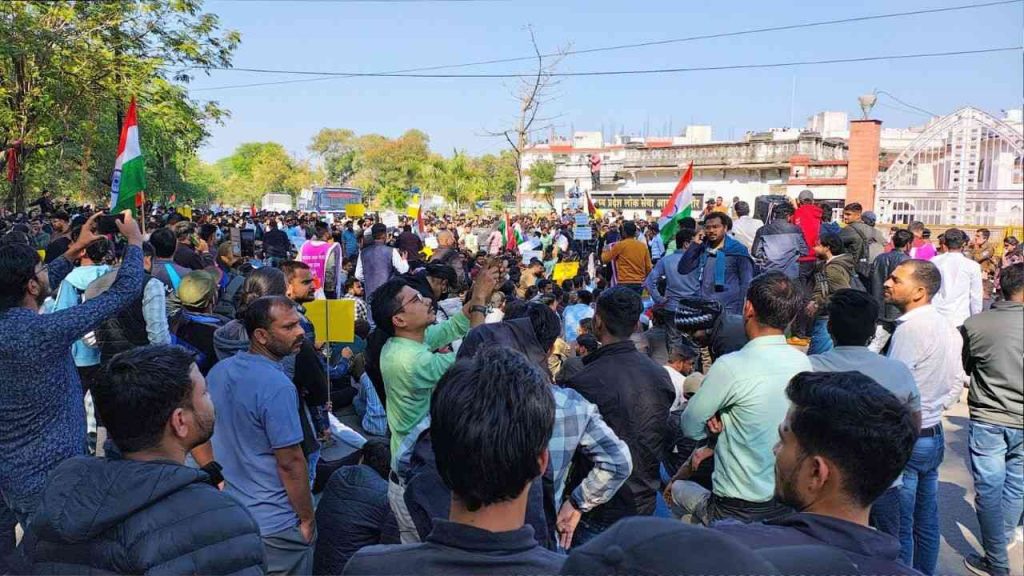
left=15, top=345, right=264, bottom=575
left=677, top=212, right=754, bottom=315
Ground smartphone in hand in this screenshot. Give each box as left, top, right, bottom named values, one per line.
left=96, top=213, right=126, bottom=235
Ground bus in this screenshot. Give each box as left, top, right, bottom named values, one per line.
left=297, top=186, right=364, bottom=214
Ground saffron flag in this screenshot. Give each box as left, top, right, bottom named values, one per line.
left=658, top=162, right=694, bottom=245
left=110, top=98, right=146, bottom=216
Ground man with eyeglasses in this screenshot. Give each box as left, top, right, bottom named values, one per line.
left=369, top=264, right=498, bottom=543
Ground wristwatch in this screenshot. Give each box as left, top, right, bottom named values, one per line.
left=469, top=304, right=488, bottom=316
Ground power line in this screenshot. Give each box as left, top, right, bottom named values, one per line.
left=188, top=0, right=1022, bottom=91
left=188, top=47, right=1021, bottom=88
left=875, top=90, right=940, bottom=117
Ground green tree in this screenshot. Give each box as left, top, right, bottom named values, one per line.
left=212, top=141, right=315, bottom=207
left=350, top=129, right=431, bottom=209
left=308, top=128, right=357, bottom=184
left=0, top=0, right=239, bottom=209
left=526, top=159, right=556, bottom=208
left=472, top=150, right=517, bottom=202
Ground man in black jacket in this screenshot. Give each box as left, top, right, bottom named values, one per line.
left=750, top=203, right=808, bottom=279
left=715, top=371, right=920, bottom=576
left=869, top=228, right=912, bottom=352
left=14, top=345, right=265, bottom=575
left=564, top=287, right=676, bottom=545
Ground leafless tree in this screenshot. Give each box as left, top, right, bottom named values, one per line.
left=486, top=26, right=569, bottom=213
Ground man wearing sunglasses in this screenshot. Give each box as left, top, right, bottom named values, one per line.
left=370, top=262, right=499, bottom=543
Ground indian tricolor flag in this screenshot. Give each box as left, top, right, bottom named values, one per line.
left=498, top=212, right=522, bottom=251
left=110, top=98, right=146, bottom=216
left=658, top=161, right=694, bottom=245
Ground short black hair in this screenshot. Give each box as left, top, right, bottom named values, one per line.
left=668, top=344, right=698, bottom=362
left=84, top=238, right=112, bottom=264
left=149, top=227, right=177, bottom=258
left=675, top=228, right=696, bottom=248
left=369, top=278, right=408, bottom=336
left=746, top=272, right=803, bottom=330
left=142, top=241, right=156, bottom=259
left=0, top=243, right=41, bottom=312
left=243, top=295, right=294, bottom=338
left=578, top=317, right=594, bottom=334
left=819, top=233, right=845, bottom=255
left=622, top=221, right=638, bottom=237
left=1000, top=263, right=1024, bottom=300
left=843, top=203, right=863, bottom=213
left=524, top=301, right=561, bottom=352
left=344, top=275, right=362, bottom=293
left=734, top=201, right=750, bottom=217
left=977, top=228, right=991, bottom=240
left=892, top=229, right=914, bottom=250
left=826, top=289, right=878, bottom=346
left=361, top=437, right=391, bottom=480
left=900, top=259, right=942, bottom=298
left=95, top=345, right=197, bottom=453
left=774, top=203, right=794, bottom=220
left=278, top=260, right=310, bottom=283
left=679, top=216, right=697, bottom=231
left=596, top=286, right=642, bottom=339
left=199, top=223, right=218, bottom=242
left=430, top=347, right=554, bottom=511
left=371, top=223, right=387, bottom=238
left=237, top=267, right=287, bottom=317
left=943, top=228, right=967, bottom=250
left=786, top=371, right=916, bottom=507
left=576, top=290, right=593, bottom=305
left=704, top=212, right=733, bottom=230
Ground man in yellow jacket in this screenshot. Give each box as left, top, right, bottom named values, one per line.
left=602, top=221, right=652, bottom=294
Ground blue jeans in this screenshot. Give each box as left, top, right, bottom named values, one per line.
left=871, top=486, right=902, bottom=539
left=899, top=426, right=945, bottom=574
left=969, top=421, right=1024, bottom=572
left=808, top=317, right=834, bottom=355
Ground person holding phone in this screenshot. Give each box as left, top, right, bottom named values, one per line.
left=0, top=211, right=146, bottom=526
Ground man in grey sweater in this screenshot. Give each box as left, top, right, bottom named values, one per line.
left=961, top=263, right=1024, bottom=576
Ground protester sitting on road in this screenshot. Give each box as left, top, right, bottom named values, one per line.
left=715, top=371, right=920, bottom=575
left=343, top=347, right=564, bottom=576
left=173, top=270, right=227, bottom=375
left=0, top=211, right=144, bottom=527
left=314, top=438, right=399, bottom=575
left=370, top=263, right=497, bottom=543
left=15, top=345, right=265, bottom=575
left=668, top=272, right=809, bottom=526
left=564, top=287, right=675, bottom=544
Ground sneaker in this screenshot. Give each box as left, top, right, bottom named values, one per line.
left=964, top=554, right=1009, bottom=576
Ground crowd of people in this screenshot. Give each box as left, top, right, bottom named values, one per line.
left=0, top=189, right=1020, bottom=576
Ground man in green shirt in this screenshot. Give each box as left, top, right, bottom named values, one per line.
left=666, top=272, right=811, bottom=526
left=370, top=264, right=497, bottom=542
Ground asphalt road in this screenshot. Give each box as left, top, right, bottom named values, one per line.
left=936, top=391, right=1023, bottom=576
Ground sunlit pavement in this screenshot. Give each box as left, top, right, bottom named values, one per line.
left=937, top=390, right=1023, bottom=576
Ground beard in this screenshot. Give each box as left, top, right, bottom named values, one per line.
left=774, top=461, right=808, bottom=511
left=34, top=284, right=51, bottom=307
left=193, top=408, right=216, bottom=447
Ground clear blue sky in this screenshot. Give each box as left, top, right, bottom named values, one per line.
left=191, top=0, right=1024, bottom=162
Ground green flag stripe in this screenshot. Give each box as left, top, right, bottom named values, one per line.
left=112, top=156, right=146, bottom=214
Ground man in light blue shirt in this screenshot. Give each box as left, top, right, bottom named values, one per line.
left=562, top=290, right=595, bottom=344
left=208, top=296, right=315, bottom=575
left=809, top=288, right=921, bottom=541
left=667, top=272, right=811, bottom=525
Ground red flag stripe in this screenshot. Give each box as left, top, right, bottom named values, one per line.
left=659, top=162, right=694, bottom=219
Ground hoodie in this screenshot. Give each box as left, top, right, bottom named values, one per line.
left=15, top=456, right=264, bottom=575
left=715, top=512, right=919, bottom=576
left=793, top=203, right=825, bottom=263
left=213, top=318, right=250, bottom=362
left=813, top=253, right=857, bottom=313
left=53, top=264, right=111, bottom=367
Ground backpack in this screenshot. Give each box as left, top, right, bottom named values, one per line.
left=213, top=272, right=245, bottom=319
left=847, top=224, right=875, bottom=285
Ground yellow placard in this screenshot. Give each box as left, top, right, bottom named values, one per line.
left=407, top=205, right=420, bottom=219
left=421, top=246, right=433, bottom=259
left=303, top=299, right=356, bottom=343
left=37, top=250, right=46, bottom=261
left=180, top=205, right=193, bottom=220
left=552, top=261, right=580, bottom=283
left=345, top=204, right=365, bottom=217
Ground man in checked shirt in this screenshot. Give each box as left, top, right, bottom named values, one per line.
left=393, top=301, right=633, bottom=550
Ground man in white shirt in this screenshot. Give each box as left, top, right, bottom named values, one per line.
left=730, top=201, right=763, bottom=250
left=810, top=288, right=921, bottom=541
left=883, top=259, right=967, bottom=575
left=930, top=228, right=983, bottom=327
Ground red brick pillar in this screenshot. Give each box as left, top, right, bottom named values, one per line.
left=847, top=119, right=882, bottom=209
